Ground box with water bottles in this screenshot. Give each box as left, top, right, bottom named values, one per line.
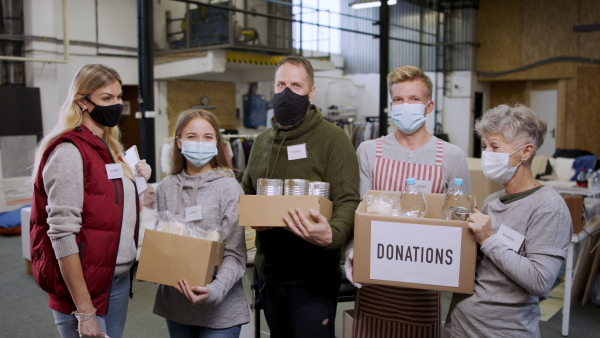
left=353, top=190, right=477, bottom=294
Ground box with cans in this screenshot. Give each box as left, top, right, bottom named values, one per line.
left=238, top=178, right=333, bottom=227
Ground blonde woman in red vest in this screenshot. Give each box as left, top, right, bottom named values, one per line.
left=30, top=64, right=151, bottom=338
left=344, top=65, right=470, bottom=337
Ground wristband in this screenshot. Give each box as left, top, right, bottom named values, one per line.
left=72, top=308, right=97, bottom=322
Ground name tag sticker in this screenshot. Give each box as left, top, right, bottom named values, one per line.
left=497, top=224, right=525, bottom=252
left=415, top=180, right=433, bottom=194
left=105, top=163, right=124, bottom=180
left=287, top=144, right=307, bottom=161
left=185, top=205, right=203, bottom=222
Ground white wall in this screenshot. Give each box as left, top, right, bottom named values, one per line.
left=441, top=71, right=476, bottom=157
left=23, top=0, right=138, bottom=135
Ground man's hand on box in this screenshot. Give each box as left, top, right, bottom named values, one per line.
left=175, top=279, right=210, bottom=304
left=284, top=208, right=332, bottom=247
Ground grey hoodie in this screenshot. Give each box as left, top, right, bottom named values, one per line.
left=152, top=168, right=250, bottom=328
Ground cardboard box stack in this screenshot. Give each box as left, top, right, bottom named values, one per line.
left=353, top=190, right=477, bottom=294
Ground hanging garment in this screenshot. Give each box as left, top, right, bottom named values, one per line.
left=354, top=137, right=445, bottom=338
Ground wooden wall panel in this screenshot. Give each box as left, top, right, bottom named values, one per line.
left=476, top=0, right=600, bottom=81
left=479, top=0, right=600, bottom=155
left=579, top=0, right=600, bottom=57
left=166, top=80, right=237, bottom=136
left=489, top=81, right=528, bottom=109
left=555, top=80, right=568, bottom=149
left=564, top=79, right=578, bottom=149
left=576, top=68, right=600, bottom=155
left=522, top=0, right=577, bottom=63
left=476, top=0, right=524, bottom=72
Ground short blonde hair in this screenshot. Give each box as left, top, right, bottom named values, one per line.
left=475, top=103, right=547, bottom=154
left=387, top=65, right=433, bottom=99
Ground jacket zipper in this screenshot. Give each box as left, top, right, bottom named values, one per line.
left=78, top=241, right=84, bottom=260
left=96, top=136, right=125, bottom=313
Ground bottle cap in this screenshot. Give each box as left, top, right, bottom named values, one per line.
left=406, top=178, right=416, bottom=185
left=453, top=178, right=463, bottom=186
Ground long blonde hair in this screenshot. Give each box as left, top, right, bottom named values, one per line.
left=33, top=64, right=130, bottom=178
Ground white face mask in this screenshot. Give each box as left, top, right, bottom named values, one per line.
left=390, top=102, right=430, bottom=135
left=481, top=145, right=525, bottom=184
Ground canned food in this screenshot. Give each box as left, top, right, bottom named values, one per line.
left=450, top=206, right=471, bottom=221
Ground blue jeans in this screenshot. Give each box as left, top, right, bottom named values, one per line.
left=166, top=319, right=241, bottom=338
left=53, top=272, right=130, bottom=338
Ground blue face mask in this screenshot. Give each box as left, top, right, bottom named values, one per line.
left=391, top=102, right=430, bottom=135
left=181, top=141, right=218, bottom=168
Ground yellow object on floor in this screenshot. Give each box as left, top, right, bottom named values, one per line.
left=540, top=283, right=565, bottom=322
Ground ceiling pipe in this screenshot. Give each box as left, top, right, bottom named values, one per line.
left=0, top=0, right=69, bottom=63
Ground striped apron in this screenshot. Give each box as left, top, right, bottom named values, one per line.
left=354, top=137, right=445, bottom=338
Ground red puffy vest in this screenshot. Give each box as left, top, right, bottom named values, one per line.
left=30, top=125, right=139, bottom=315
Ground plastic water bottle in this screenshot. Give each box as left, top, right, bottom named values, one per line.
left=399, top=178, right=427, bottom=217
left=576, top=168, right=587, bottom=188
left=593, top=172, right=600, bottom=190
left=442, top=178, right=471, bottom=220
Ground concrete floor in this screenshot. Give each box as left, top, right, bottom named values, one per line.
left=2, top=233, right=600, bottom=337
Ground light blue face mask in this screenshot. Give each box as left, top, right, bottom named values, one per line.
left=391, top=102, right=430, bottom=135
left=181, top=141, right=218, bottom=168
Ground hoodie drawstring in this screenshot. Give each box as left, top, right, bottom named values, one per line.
left=175, top=176, right=202, bottom=215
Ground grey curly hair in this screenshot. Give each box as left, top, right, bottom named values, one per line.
left=475, top=103, right=547, bottom=156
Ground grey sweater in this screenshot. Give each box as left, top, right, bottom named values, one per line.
left=44, top=142, right=137, bottom=277
left=446, top=186, right=572, bottom=337
left=152, top=168, right=250, bottom=328
left=356, top=134, right=471, bottom=197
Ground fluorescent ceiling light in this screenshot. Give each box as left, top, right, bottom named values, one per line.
left=350, top=0, right=397, bottom=10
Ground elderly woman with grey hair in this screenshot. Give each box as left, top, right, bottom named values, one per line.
left=445, top=104, right=572, bottom=337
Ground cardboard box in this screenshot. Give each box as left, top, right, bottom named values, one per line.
left=0, top=176, right=33, bottom=212
left=354, top=191, right=477, bottom=294
left=343, top=309, right=354, bottom=338
left=245, top=228, right=256, bottom=250
left=467, top=157, right=504, bottom=208
left=238, top=195, right=333, bottom=227
left=136, top=229, right=225, bottom=287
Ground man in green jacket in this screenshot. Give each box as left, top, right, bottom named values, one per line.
left=242, top=55, right=360, bottom=337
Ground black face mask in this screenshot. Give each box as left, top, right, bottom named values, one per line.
left=272, top=87, right=310, bottom=127
left=84, top=97, right=123, bottom=127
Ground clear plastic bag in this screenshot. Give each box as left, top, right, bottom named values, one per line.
left=365, top=192, right=400, bottom=216
left=154, top=211, right=221, bottom=241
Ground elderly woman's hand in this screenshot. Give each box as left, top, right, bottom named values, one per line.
left=467, top=208, right=494, bottom=245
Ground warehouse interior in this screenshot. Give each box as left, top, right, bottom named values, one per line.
left=1, top=0, right=600, bottom=337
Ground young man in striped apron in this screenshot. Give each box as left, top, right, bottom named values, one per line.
left=345, top=65, right=471, bottom=337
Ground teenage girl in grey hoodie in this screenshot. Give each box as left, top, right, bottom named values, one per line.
left=152, top=109, right=249, bottom=337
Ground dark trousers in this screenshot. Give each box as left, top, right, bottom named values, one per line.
left=261, top=275, right=341, bottom=338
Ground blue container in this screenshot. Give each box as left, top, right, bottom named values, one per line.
left=243, top=95, right=268, bottom=128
